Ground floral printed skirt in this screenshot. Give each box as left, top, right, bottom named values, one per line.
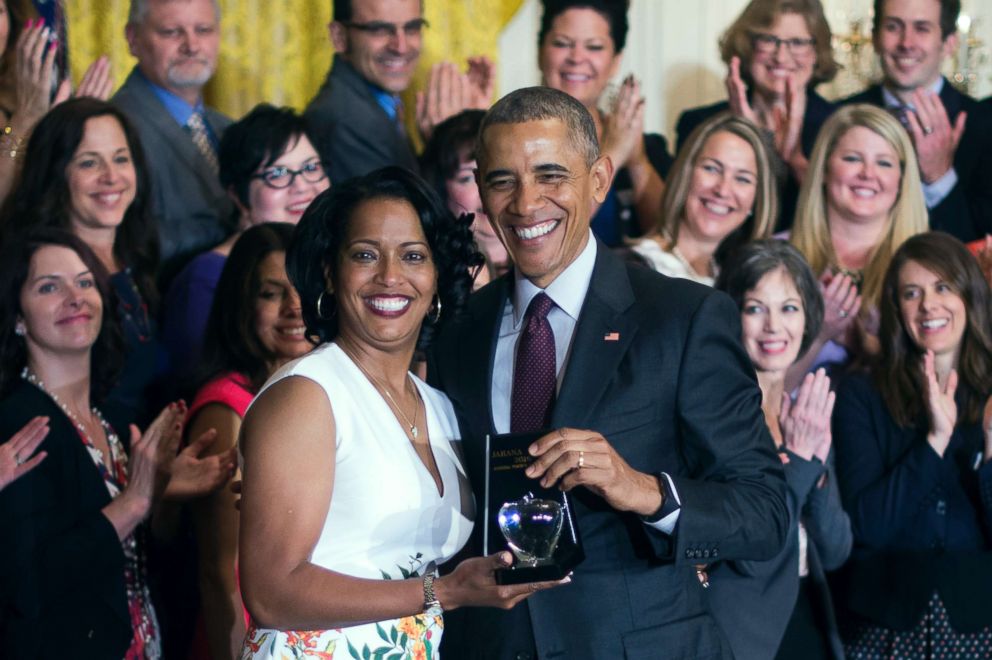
left=240, top=612, right=443, bottom=660
left=844, top=592, right=992, bottom=659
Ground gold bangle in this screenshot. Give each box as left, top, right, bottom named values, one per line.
left=1, top=125, right=25, bottom=159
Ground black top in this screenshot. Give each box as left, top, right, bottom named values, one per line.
left=832, top=371, right=992, bottom=632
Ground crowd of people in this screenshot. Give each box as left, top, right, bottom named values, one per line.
left=1, top=0, right=992, bottom=658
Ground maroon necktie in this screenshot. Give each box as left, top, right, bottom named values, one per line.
left=511, top=293, right=557, bottom=433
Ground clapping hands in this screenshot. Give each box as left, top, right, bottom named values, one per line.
left=922, top=349, right=958, bottom=457
left=600, top=74, right=647, bottom=171
left=416, top=57, right=495, bottom=140
left=780, top=368, right=835, bottom=463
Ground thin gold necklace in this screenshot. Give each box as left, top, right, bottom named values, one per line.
left=339, top=344, right=421, bottom=439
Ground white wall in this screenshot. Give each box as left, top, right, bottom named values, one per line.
left=499, top=0, right=992, bottom=142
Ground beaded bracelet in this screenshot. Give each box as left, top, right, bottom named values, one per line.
left=1, top=125, right=25, bottom=159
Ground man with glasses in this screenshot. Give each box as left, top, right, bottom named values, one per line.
left=841, top=0, right=992, bottom=240
left=113, top=0, right=233, bottom=274
left=306, top=0, right=426, bottom=182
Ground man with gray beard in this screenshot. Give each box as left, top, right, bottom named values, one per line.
left=113, top=0, right=233, bottom=271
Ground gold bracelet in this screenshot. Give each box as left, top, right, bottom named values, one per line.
left=1, top=125, right=25, bottom=159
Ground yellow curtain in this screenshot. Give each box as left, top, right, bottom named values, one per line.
left=67, top=0, right=523, bottom=121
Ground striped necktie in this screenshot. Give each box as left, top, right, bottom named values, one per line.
left=186, top=110, right=219, bottom=175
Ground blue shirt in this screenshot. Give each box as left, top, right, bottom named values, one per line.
left=139, top=70, right=219, bottom=147
left=367, top=82, right=402, bottom=122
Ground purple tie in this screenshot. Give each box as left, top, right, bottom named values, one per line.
left=511, top=293, right=557, bottom=433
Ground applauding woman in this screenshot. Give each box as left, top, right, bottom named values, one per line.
left=714, top=239, right=851, bottom=660
left=833, top=232, right=992, bottom=656
left=239, top=168, right=561, bottom=659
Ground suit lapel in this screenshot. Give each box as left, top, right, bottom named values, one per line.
left=939, top=77, right=964, bottom=121
left=462, top=276, right=510, bottom=435
left=552, top=245, right=637, bottom=429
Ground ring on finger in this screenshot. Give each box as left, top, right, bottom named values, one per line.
left=922, top=125, right=934, bottom=136
left=14, top=454, right=24, bottom=466
left=578, top=451, right=585, bottom=469
left=838, top=309, right=848, bottom=318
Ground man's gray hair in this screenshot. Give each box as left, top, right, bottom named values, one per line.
left=477, top=87, right=600, bottom=167
left=128, top=0, right=221, bottom=26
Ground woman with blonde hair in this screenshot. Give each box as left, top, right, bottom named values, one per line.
left=631, top=112, right=778, bottom=285
left=789, top=103, right=928, bottom=378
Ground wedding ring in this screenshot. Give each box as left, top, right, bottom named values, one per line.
left=922, top=125, right=934, bottom=136
left=578, top=451, right=585, bottom=469
left=14, top=454, right=24, bottom=466
left=838, top=310, right=848, bottom=318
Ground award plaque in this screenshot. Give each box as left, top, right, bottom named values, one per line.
left=484, top=430, right=584, bottom=585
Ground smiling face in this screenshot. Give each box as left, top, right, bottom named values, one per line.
left=681, top=130, right=758, bottom=246
left=445, top=156, right=509, bottom=273
left=477, top=118, right=610, bottom=289
left=330, top=0, right=423, bottom=94
left=253, top=251, right=309, bottom=367
left=331, top=197, right=437, bottom=352
left=243, top=135, right=329, bottom=226
left=539, top=8, right=622, bottom=109
left=825, top=126, right=902, bottom=225
left=19, top=245, right=103, bottom=362
left=747, top=12, right=816, bottom=100
left=897, top=259, right=966, bottom=361
left=126, top=0, right=219, bottom=95
left=875, top=0, right=956, bottom=93
left=741, top=267, right=806, bottom=374
left=66, top=115, right=138, bottom=238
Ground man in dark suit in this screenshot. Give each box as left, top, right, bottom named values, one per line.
left=113, top=0, right=233, bottom=272
left=840, top=0, right=992, bottom=241
left=430, top=86, right=789, bottom=660
left=305, top=0, right=423, bottom=183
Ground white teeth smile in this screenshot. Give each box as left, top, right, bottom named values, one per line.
left=367, top=296, right=410, bottom=312
left=703, top=200, right=731, bottom=215
left=95, top=192, right=123, bottom=204
left=852, top=188, right=877, bottom=198
left=760, top=340, right=787, bottom=351
left=562, top=73, right=591, bottom=82
left=514, top=220, right=558, bottom=240
left=278, top=326, right=306, bottom=336
left=921, top=319, right=948, bottom=329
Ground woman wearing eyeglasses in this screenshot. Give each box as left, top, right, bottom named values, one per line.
left=676, top=0, right=839, bottom=231
left=162, top=104, right=330, bottom=378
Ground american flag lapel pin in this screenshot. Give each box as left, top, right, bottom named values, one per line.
left=604, top=331, right=620, bottom=341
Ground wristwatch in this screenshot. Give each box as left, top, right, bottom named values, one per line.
left=422, top=571, right=443, bottom=618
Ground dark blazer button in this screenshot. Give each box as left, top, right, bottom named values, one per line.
left=685, top=549, right=694, bottom=559
left=515, top=653, right=533, bottom=660
left=936, top=499, right=947, bottom=515
left=711, top=548, right=719, bottom=558
left=702, top=550, right=711, bottom=559
left=87, top=630, right=94, bottom=638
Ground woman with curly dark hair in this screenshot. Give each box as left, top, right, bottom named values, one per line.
left=3, top=97, right=162, bottom=427
left=237, top=167, right=561, bottom=659
left=833, top=232, right=992, bottom=657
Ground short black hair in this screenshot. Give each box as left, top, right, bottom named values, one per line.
left=873, top=0, right=960, bottom=39
left=419, top=109, right=485, bottom=204
left=0, top=228, right=124, bottom=401
left=218, top=103, right=318, bottom=210
left=287, top=166, right=484, bottom=351
left=538, top=0, right=630, bottom=52
left=715, top=239, right=824, bottom=360
left=193, top=223, right=296, bottom=395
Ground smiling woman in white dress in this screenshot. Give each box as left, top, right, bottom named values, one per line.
left=238, top=167, right=564, bottom=660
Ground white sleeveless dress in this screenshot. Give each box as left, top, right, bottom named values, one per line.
left=240, top=342, right=475, bottom=660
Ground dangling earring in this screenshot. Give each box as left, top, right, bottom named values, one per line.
left=316, top=290, right=335, bottom=320
left=14, top=323, right=25, bottom=337
left=428, top=294, right=442, bottom=323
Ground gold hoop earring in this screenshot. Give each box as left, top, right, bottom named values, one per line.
left=428, top=294, right=442, bottom=324
left=316, top=290, right=335, bottom=320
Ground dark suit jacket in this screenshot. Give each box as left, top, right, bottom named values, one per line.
left=111, top=68, right=233, bottom=269
left=305, top=59, right=419, bottom=183
left=430, top=244, right=789, bottom=659
left=0, top=383, right=132, bottom=659
left=840, top=80, right=992, bottom=241
left=675, top=90, right=836, bottom=232
left=832, top=371, right=992, bottom=633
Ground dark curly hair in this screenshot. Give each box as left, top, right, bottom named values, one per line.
left=875, top=232, right=992, bottom=428
left=191, top=222, right=296, bottom=396
left=1, top=98, right=160, bottom=311
left=716, top=239, right=824, bottom=360
left=0, top=227, right=124, bottom=401
left=538, top=0, right=630, bottom=53
left=287, top=166, right=484, bottom=352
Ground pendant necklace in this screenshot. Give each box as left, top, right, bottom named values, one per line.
left=339, top=344, right=422, bottom=440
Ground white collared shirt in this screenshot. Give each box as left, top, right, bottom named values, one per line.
left=490, top=231, right=680, bottom=533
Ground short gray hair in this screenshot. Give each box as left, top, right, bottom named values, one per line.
left=128, top=0, right=221, bottom=26
left=477, top=86, right=599, bottom=167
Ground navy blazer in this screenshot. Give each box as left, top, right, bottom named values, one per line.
left=112, top=68, right=233, bottom=271
left=0, top=382, right=132, bottom=659
left=305, top=59, right=419, bottom=183
left=430, top=243, right=789, bottom=659
left=675, top=90, right=836, bottom=233
left=841, top=80, right=992, bottom=241
left=832, top=371, right=992, bottom=632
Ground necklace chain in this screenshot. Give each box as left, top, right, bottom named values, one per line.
left=338, top=345, right=421, bottom=440
left=21, top=366, right=124, bottom=467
